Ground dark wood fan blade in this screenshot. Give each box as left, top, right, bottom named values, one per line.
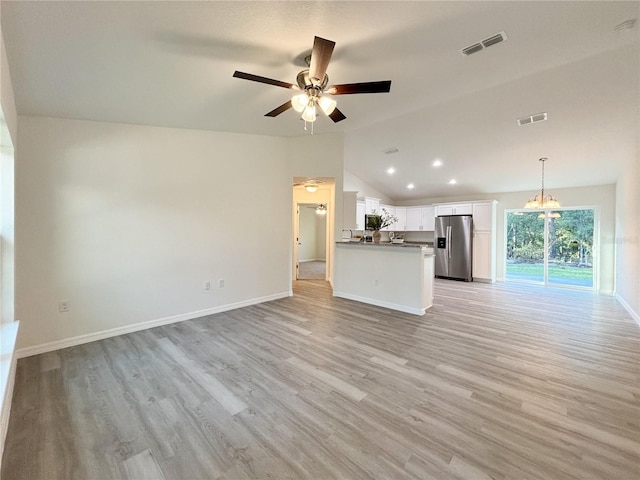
left=265, top=101, right=293, bottom=117
left=309, top=36, right=335, bottom=85
left=233, top=71, right=294, bottom=89
left=328, top=108, right=346, bottom=123
left=329, top=80, right=392, bottom=95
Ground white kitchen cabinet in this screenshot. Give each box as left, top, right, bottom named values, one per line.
left=356, top=201, right=366, bottom=230
left=435, top=203, right=473, bottom=216
left=394, top=207, right=407, bottom=231
left=364, top=196, right=380, bottom=215
left=473, top=230, right=495, bottom=282
left=405, top=207, right=423, bottom=231
left=472, top=201, right=494, bottom=231
left=471, top=200, right=497, bottom=283
left=404, top=205, right=435, bottom=231
left=421, top=205, right=435, bottom=231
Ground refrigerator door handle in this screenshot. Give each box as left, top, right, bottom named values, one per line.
left=446, top=225, right=452, bottom=259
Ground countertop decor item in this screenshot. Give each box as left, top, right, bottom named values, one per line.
left=366, top=208, right=398, bottom=243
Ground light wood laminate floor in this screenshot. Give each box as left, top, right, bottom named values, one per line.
left=2, top=280, right=639, bottom=479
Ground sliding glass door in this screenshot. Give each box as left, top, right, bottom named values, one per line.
left=506, top=209, right=595, bottom=289
left=505, top=211, right=545, bottom=283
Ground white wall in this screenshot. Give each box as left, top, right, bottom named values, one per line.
left=394, top=184, right=617, bottom=294
left=344, top=169, right=393, bottom=204
left=614, top=149, right=640, bottom=321
left=299, top=206, right=322, bottom=262
left=315, top=212, right=327, bottom=260
left=15, top=116, right=295, bottom=351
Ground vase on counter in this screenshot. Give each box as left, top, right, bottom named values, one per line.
left=373, top=229, right=381, bottom=243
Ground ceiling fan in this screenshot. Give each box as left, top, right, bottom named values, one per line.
left=233, top=36, right=391, bottom=128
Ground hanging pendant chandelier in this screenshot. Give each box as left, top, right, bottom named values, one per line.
left=524, top=157, right=560, bottom=209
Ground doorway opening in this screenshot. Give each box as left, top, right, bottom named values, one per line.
left=297, top=203, right=327, bottom=280
left=505, top=208, right=596, bottom=289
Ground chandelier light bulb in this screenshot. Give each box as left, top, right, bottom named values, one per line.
left=524, top=157, right=560, bottom=210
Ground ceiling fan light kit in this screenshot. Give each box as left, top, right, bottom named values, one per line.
left=233, top=36, right=392, bottom=132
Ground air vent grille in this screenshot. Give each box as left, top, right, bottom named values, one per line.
left=461, top=43, right=483, bottom=56
left=517, top=112, right=548, bottom=126
left=482, top=33, right=505, bottom=48
left=460, top=31, right=508, bottom=56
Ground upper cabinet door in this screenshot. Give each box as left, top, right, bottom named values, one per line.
left=394, top=207, right=407, bottom=231
left=435, top=204, right=455, bottom=216
left=356, top=201, right=366, bottom=230
left=472, top=202, right=495, bottom=231
left=405, top=207, right=423, bottom=230
left=421, top=205, right=435, bottom=231
left=453, top=204, right=473, bottom=215
left=435, top=203, right=472, bottom=216
left=364, top=197, right=380, bottom=215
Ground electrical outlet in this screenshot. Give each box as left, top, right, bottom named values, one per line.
left=59, top=301, right=70, bottom=313
left=203, top=281, right=211, bottom=291
left=218, top=279, right=225, bottom=288
left=374, top=279, right=379, bottom=287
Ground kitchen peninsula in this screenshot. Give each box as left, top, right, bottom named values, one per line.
left=334, top=242, right=434, bottom=315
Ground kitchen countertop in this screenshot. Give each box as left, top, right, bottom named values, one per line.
left=337, top=241, right=434, bottom=249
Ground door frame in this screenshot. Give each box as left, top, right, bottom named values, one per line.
left=293, top=201, right=330, bottom=281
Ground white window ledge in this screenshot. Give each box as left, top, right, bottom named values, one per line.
left=1, top=320, right=19, bottom=460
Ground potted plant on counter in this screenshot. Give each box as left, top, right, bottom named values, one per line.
left=367, top=208, right=399, bottom=243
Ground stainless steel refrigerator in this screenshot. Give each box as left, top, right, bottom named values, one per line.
left=435, top=215, right=473, bottom=281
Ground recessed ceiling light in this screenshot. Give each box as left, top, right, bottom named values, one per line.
left=432, top=159, right=443, bottom=167
left=448, top=179, right=457, bottom=185
left=407, top=183, right=415, bottom=190
left=387, top=167, right=396, bottom=174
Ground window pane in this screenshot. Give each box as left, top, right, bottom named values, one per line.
left=546, top=210, right=594, bottom=287
left=506, top=212, right=545, bottom=283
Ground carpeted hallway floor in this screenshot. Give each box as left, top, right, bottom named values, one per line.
left=298, top=260, right=326, bottom=279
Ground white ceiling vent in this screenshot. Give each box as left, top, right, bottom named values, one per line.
left=517, top=112, right=548, bottom=126
left=460, top=31, right=507, bottom=56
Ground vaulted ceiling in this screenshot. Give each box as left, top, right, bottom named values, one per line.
left=2, top=1, right=638, bottom=201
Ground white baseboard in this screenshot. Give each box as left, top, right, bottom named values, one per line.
left=616, top=293, right=640, bottom=328
left=16, top=291, right=291, bottom=359
left=333, top=291, right=426, bottom=316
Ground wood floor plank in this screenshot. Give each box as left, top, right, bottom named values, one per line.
left=120, top=449, right=166, bottom=480
left=2, top=279, right=639, bottom=479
